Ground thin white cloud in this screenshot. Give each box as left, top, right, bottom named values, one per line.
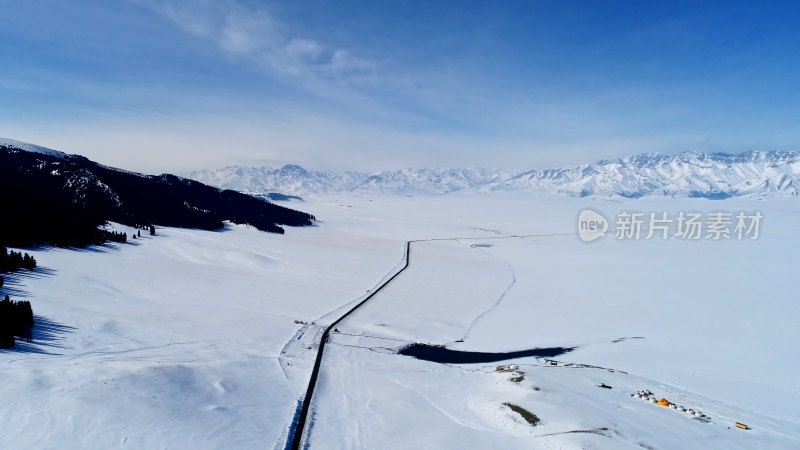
left=138, top=0, right=375, bottom=83
left=327, top=49, right=374, bottom=73
left=131, top=0, right=527, bottom=133
left=285, top=38, right=324, bottom=63
left=133, top=0, right=463, bottom=128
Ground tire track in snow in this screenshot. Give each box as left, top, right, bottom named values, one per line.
left=455, top=243, right=517, bottom=344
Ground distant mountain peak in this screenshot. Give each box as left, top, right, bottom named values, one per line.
left=279, top=164, right=308, bottom=174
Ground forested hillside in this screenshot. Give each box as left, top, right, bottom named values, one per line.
left=0, top=144, right=315, bottom=247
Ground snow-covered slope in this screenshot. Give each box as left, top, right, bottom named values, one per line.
left=0, top=137, right=68, bottom=158
left=185, top=151, right=800, bottom=199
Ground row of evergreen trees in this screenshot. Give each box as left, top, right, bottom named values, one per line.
left=102, top=230, right=128, bottom=243
left=0, top=245, right=37, bottom=348
left=132, top=224, right=156, bottom=236
left=1, top=246, right=37, bottom=273
left=100, top=225, right=155, bottom=243
left=0, top=295, right=34, bottom=348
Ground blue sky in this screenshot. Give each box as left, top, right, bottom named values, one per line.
left=1, top=0, right=799, bottom=172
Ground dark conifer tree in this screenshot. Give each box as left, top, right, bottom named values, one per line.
left=0, top=294, right=35, bottom=348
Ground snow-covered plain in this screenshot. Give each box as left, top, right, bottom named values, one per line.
left=2, top=193, right=799, bottom=449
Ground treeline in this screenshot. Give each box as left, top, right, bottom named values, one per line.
left=0, top=295, right=33, bottom=348
left=102, top=230, right=128, bottom=244
left=0, top=246, right=37, bottom=348
left=105, top=225, right=153, bottom=242
left=0, top=145, right=315, bottom=248
left=1, top=246, right=37, bottom=273
left=0, top=245, right=37, bottom=348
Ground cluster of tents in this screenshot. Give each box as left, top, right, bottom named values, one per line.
left=633, top=390, right=709, bottom=420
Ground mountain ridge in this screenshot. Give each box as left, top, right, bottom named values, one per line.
left=185, top=150, right=800, bottom=199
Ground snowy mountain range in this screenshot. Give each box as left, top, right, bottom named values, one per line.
left=185, top=151, right=800, bottom=199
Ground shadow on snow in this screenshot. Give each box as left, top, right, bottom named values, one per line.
left=3, top=315, right=75, bottom=355
left=399, top=344, right=576, bottom=364
left=1, top=266, right=58, bottom=298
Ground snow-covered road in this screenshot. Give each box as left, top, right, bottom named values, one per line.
left=285, top=241, right=411, bottom=450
